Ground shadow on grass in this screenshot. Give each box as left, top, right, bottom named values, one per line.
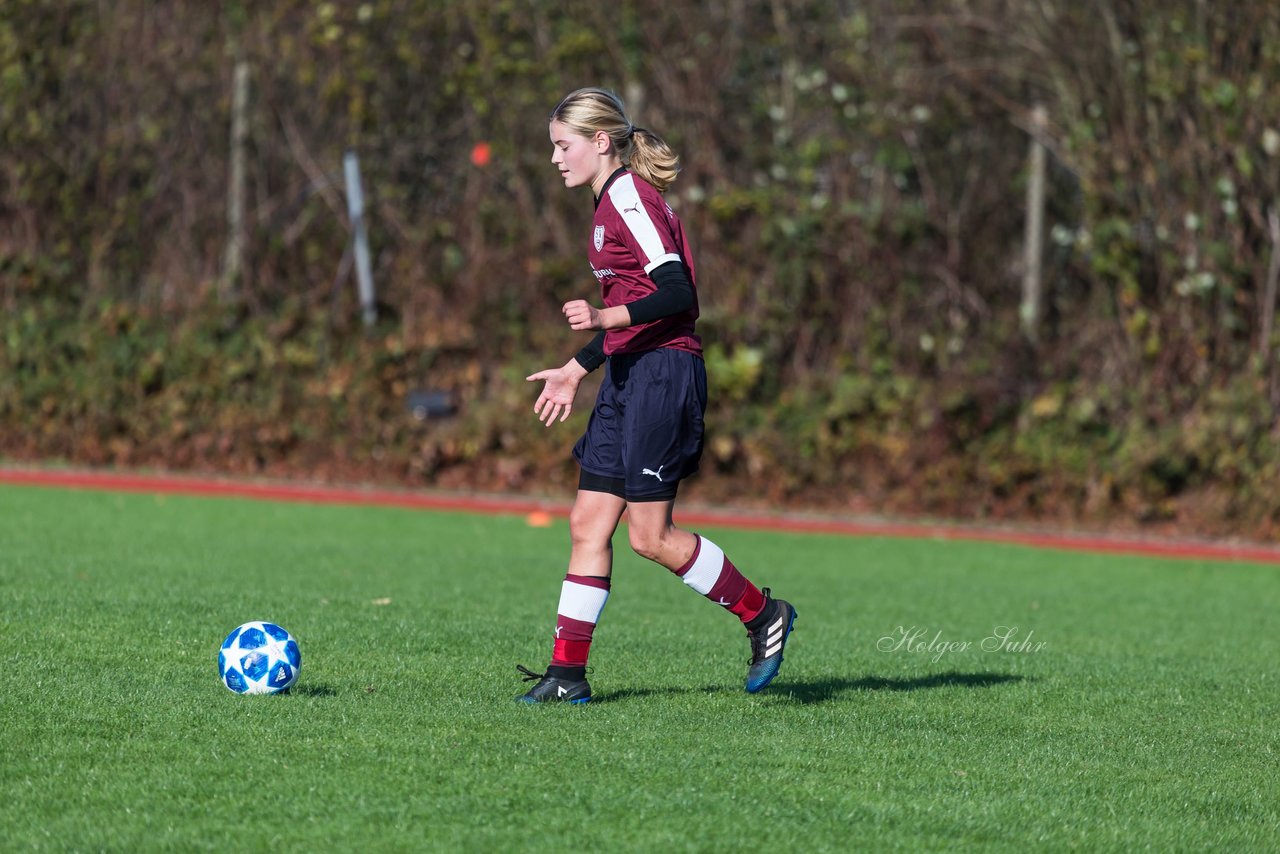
left=289, top=682, right=339, bottom=698
left=770, top=671, right=1029, bottom=704
left=588, top=670, right=1029, bottom=706
left=591, top=685, right=708, bottom=703
left=590, top=672, right=1027, bottom=705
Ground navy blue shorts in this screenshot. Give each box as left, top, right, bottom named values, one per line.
left=573, top=348, right=707, bottom=502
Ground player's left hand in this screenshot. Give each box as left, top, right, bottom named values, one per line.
left=563, top=299, right=603, bottom=331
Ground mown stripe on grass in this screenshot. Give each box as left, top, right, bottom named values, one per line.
left=2, top=466, right=1279, bottom=566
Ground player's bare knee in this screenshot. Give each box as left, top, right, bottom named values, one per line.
left=628, top=525, right=670, bottom=563
left=569, top=508, right=610, bottom=552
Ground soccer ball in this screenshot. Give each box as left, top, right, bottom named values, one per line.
left=218, top=621, right=301, bottom=694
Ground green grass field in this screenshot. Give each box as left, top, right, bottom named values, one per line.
left=1, top=483, right=1277, bottom=851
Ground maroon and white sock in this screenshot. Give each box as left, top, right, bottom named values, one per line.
left=550, top=574, right=610, bottom=668
left=672, top=535, right=766, bottom=623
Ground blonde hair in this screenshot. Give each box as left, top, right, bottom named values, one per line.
left=550, top=87, right=681, bottom=192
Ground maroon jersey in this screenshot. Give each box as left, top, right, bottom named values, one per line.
left=590, top=170, right=701, bottom=356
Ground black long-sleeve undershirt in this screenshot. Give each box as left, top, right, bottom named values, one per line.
left=573, top=260, right=695, bottom=372
left=574, top=332, right=608, bottom=373
left=626, top=260, right=696, bottom=324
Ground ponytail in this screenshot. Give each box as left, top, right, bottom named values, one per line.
left=551, top=88, right=682, bottom=192
left=626, top=127, right=680, bottom=192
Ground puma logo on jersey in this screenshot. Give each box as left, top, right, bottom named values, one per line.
left=621, top=202, right=642, bottom=215
left=641, top=465, right=665, bottom=482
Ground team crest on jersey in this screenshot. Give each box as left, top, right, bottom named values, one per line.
left=593, top=225, right=605, bottom=251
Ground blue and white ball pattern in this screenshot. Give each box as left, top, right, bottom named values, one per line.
left=218, top=621, right=301, bottom=694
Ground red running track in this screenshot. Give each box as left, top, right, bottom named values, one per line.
left=2, top=467, right=1279, bottom=566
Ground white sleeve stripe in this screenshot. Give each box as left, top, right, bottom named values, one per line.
left=643, top=253, right=682, bottom=274
left=607, top=175, right=672, bottom=268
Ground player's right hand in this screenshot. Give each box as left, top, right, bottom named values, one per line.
left=526, top=363, right=586, bottom=426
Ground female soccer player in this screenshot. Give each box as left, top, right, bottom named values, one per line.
left=518, top=88, right=796, bottom=703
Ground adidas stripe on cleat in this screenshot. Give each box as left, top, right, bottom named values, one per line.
left=515, top=664, right=591, bottom=704
left=744, top=589, right=796, bottom=693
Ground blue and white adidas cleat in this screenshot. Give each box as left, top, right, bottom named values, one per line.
left=515, top=664, right=591, bottom=704
left=744, top=589, right=796, bottom=693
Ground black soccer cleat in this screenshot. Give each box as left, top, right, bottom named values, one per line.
left=515, top=664, right=591, bottom=705
left=744, top=589, right=796, bottom=693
